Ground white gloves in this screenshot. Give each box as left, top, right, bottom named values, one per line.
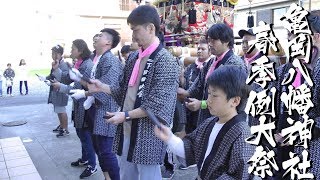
left=70, top=89, right=86, bottom=100
left=37, top=75, right=52, bottom=86
left=70, top=89, right=95, bottom=109
left=38, top=75, right=46, bottom=81
left=69, top=68, right=83, bottom=82
left=44, top=80, right=51, bottom=86
left=83, top=96, right=95, bottom=110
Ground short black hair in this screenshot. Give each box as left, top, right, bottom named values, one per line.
left=121, top=45, right=131, bottom=54
left=207, top=65, right=250, bottom=111
left=100, top=28, right=121, bottom=49
left=51, top=45, right=64, bottom=55
left=93, top=34, right=99, bottom=39
left=7, top=63, right=11, bottom=66
left=206, top=23, right=234, bottom=49
left=157, top=31, right=164, bottom=45
left=308, top=10, right=320, bottom=33
left=127, top=5, right=160, bottom=35
left=72, top=39, right=92, bottom=60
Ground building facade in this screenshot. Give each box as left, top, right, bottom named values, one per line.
left=0, top=0, right=138, bottom=69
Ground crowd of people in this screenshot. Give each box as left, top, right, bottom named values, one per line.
left=22, top=4, right=320, bottom=180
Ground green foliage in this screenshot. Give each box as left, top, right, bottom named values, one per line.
left=28, top=69, right=51, bottom=77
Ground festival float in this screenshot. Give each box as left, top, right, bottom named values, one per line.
left=154, top=0, right=238, bottom=65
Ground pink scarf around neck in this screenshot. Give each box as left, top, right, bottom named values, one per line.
left=74, top=59, right=83, bottom=70
left=128, top=38, right=160, bottom=87
left=195, top=58, right=206, bottom=69
left=244, top=51, right=260, bottom=65
left=205, top=50, right=229, bottom=80
left=292, top=68, right=302, bottom=88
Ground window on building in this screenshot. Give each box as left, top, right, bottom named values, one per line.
left=120, top=0, right=130, bottom=11
left=273, top=7, right=287, bottom=27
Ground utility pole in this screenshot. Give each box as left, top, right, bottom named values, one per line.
left=309, top=0, right=311, bottom=11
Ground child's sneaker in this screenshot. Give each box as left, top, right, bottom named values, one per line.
left=80, top=165, right=97, bottom=179
left=71, top=158, right=88, bottom=167
left=56, top=129, right=70, bottom=137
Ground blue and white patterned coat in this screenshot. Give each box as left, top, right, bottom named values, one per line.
left=187, top=50, right=247, bottom=126
left=183, top=113, right=254, bottom=180
left=272, top=63, right=319, bottom=179
left=110, top=47, right=180, bottom=164
left=301, top=57, right=320, bottom=179
left=92, top=51, right=123, bottom=137
left=59, top=59, right=94, bottom=128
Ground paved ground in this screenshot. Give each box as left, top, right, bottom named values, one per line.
left=0, top=78, right=197, bottom=180
left=0, top=77, right=49, bottom=107
left=0, top=137, right=42, bottom=180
